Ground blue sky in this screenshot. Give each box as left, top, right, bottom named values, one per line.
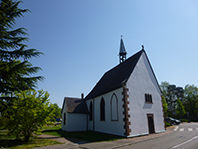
left=16, top=0, right=198, bottom=107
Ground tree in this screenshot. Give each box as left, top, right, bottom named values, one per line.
left=2, top=90, right=54, bottom=141
left=49, top=103, right=62, bottom=121
left=176, top=99, right=186, bottom=118
left=184, top=84, right=198, bottom=119
left=160, top=82, right=184, bottom=117
left=160, top=81, right=170, bottom=97
left=162, top=96, right=168, bottom=117
left=0, top=0, right=43, bottom=112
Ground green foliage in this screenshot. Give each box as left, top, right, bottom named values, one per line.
left=165, top=122, right=171, bottom=127
left=46, top=121, right=55, bottom=125
left=2, top=90, right=54, bottom=142
left=0, top=116, right=8, bottom=127
left=0, top=0, right=44, bottom=112
left=162, top=96, right=168, bottom=117
left=160, top=82, right=184, bottom=117
left=179, top=119, right=188, bottom=122
left=184, top=85, right=198, bottom=119
left=48, top=103, right=62, bottom=121
left=176, top=99, right=186, bottom=118
left=160, top=81, right=170, bottom=97
left=0, top=128, right=61, bottom=149
left=161, top=82, right=198, bottom=119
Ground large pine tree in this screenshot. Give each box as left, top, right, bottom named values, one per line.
left=0, top=0, right=44, bottom=112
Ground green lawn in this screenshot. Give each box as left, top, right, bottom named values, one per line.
left=0, top=126, right=62, bottom=149
left=42, top=124, right=123, bottom=142
left=0, top=123, right=123, bottom=148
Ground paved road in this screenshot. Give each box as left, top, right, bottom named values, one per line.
left=121, top=123, right=198, bottom=149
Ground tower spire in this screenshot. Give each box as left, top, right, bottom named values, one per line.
left=119, top=36, right=127, bottom=63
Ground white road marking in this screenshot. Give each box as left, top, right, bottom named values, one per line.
left=188, top=128, right=193, bottom=131
left=179, top=128, right=184, bottom=132
left=196, top=128, right=198, bottom=131
left=174, top=126, right=179, bottom=131
left=172, top=135, right=198, bottom=148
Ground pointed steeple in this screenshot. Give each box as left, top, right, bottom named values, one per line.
left=119, top=36, right=127, bottom=63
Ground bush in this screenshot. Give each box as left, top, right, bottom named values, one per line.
left=179, top=119, right=188, bottom=122
left=2, top=90, right=54, bottom=142
left=0, top=117, right=8, bottom=127
left=46, top=121, right=54, bottom=125
left=189, top=118, right=198, bottom=122
left=165, top=122, right=171, bottom=127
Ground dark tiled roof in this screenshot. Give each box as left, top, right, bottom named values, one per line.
left=63, top=97, right=89, bottom=114
left=85, top=50, right=144, bottom=100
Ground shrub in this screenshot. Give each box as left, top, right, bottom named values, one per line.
left=0, top=117, right=8, bottom=127
left=179, top=119, right=188, bottom=122
left=165, top=122, right=171, bottom=127
left=189, top=118, right=198, bottom=122
left=2, top=90, right=54, bottom=142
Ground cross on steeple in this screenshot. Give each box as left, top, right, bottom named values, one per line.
left=119, top=36, right=127, bottom=63
left=142, top=45, right=144, bottom=50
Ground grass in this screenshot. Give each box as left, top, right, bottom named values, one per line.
left=0, top=126, right=62, bottom=149
left=42, top=124, right=122, bottom=142
left=0, top=123, right=123, bottom=148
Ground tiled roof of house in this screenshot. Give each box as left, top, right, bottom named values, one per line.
left=62, top=97, right=89, bottom=114
left=85, top=49, right=144, bottom=100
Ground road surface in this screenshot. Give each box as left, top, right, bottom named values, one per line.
left=121, top=123, right=198, bottom=149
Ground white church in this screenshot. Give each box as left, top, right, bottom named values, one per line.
left=61, top=38, right=165, bottom=138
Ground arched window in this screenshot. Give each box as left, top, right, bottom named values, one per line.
left=89, top=101, right=93, bottom=121
left=100, top=98, right=105, bottom=121
left=111, top=94, right=118, bottom=121
left=63, top=113, right=66, bottom=125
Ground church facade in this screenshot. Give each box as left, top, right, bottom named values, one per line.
left=62, top=39, right=165, bottom=137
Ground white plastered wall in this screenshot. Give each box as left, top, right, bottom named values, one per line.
left=66, top=113, right=87, bottom=131
left=61, top=100, right=87, bottom=132
left=86, top=88, right=125, bottom=136
left=86, top=99, right=94, bottom=130
left=127, top=52, right=165, bottom=137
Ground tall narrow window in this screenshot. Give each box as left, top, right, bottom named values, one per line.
left=111, top=94, right=118, bottom=121
left=89, top=101, right=93, bottom=121
left=63, top=113, right=66, bottom=125
left=100, top=98, right=105, bottom=121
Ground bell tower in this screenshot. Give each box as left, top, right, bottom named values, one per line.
left=119, top=36, right=127, bottom=63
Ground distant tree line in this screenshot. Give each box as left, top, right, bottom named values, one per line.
left=161, top=81, right=198, bottom=121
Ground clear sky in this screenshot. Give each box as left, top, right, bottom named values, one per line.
left=16, top=0, right=198, bottom=107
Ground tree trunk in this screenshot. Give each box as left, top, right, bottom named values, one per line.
left=24, top=135, right=30, bottom=142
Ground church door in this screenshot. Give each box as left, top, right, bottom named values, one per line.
left=147, top=114, right=155, bottom=134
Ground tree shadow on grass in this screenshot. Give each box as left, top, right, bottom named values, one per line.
left=0, top=129, right=22, bottom=148
left=42, top=129, right=123, bottom=143
left=0, top=130, right=44, bottom=148
left=0, top=139, right=26, bottom=148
